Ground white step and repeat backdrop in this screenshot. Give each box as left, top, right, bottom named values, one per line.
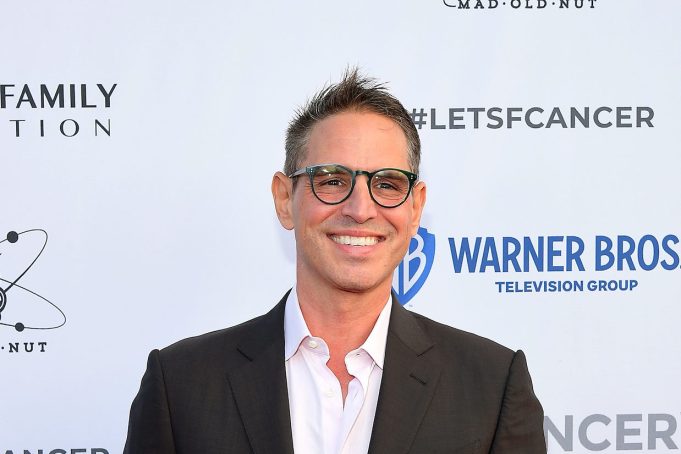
left=2, top=1, right=680, bottom=452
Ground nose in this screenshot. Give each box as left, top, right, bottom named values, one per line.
left=340, top=175, right=378, bottom=223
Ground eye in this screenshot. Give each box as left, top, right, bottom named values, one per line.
left=312, top=168, right=352, bottom=194
left=373, top=174, right=408, bottom=193
left=374, top=179, right=399, bottom=191
left=318, top=176, right=346, bottom=187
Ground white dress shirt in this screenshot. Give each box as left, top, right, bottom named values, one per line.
left=284, top=286, right=392, bottom=454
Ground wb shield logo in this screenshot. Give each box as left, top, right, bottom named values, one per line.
left=393, top=227, right=435, bottom=305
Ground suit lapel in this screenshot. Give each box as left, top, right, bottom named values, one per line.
left=368, top=300, right=442, bottom=454
left=227, top=294, right=295, bottom=454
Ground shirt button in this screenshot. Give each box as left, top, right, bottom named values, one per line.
left=307, top=340, right=318, bottom=349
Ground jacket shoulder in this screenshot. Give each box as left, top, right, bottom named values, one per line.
left=408, top=310, right=516, bottom=367
left=155, top=308, right=279, bottom=374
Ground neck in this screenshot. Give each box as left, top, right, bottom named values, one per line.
left=295, top=280, right=391, bottom=351
left=293, top=277, right=392, bottom=402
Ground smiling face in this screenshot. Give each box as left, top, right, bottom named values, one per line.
left=273, top=110, right=426, bottom=296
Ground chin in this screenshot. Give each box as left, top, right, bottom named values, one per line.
left=330, top=271, right=390, bottom=294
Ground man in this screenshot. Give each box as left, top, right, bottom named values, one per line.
left=124, top=69, right=546, bottom=453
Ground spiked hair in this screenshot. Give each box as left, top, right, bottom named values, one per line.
left=284, top=67, right=420, bottom=176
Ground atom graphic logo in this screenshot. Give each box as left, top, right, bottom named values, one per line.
left=0, top=229, right=66, bottom=332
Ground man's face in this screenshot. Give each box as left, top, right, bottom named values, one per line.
left=275, top=110, right=426, bottom=295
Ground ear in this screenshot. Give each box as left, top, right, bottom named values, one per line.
left=409, top=181, right=427, bottom=237
left=272, top=171, right=295, bottom=230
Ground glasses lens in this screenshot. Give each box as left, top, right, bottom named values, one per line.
left=371, top=170, right=411, bottom=207
left=311, top=165, right=353, bottom=204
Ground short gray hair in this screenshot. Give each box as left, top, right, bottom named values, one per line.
left=284, top=68, right=420, bottom=176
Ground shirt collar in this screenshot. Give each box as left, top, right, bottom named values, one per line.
left=358, top=293, right=392, bottom=369
left=283, top=285, right=393, bottom=368
left=284, top=286, right=312, bottom=361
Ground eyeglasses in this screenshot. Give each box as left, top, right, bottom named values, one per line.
left=288, top=163, right=418, bottom=208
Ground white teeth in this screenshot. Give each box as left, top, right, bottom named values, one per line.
left=331, top=235, right=379, bottom=246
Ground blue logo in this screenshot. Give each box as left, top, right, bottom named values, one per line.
left=393, top=227, right=436, bottom=305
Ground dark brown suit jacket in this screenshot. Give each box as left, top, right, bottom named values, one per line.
left=124, top=293, right=546, bottom=453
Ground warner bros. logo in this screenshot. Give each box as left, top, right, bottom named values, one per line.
left=393, top=227, right=435, bottom=305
